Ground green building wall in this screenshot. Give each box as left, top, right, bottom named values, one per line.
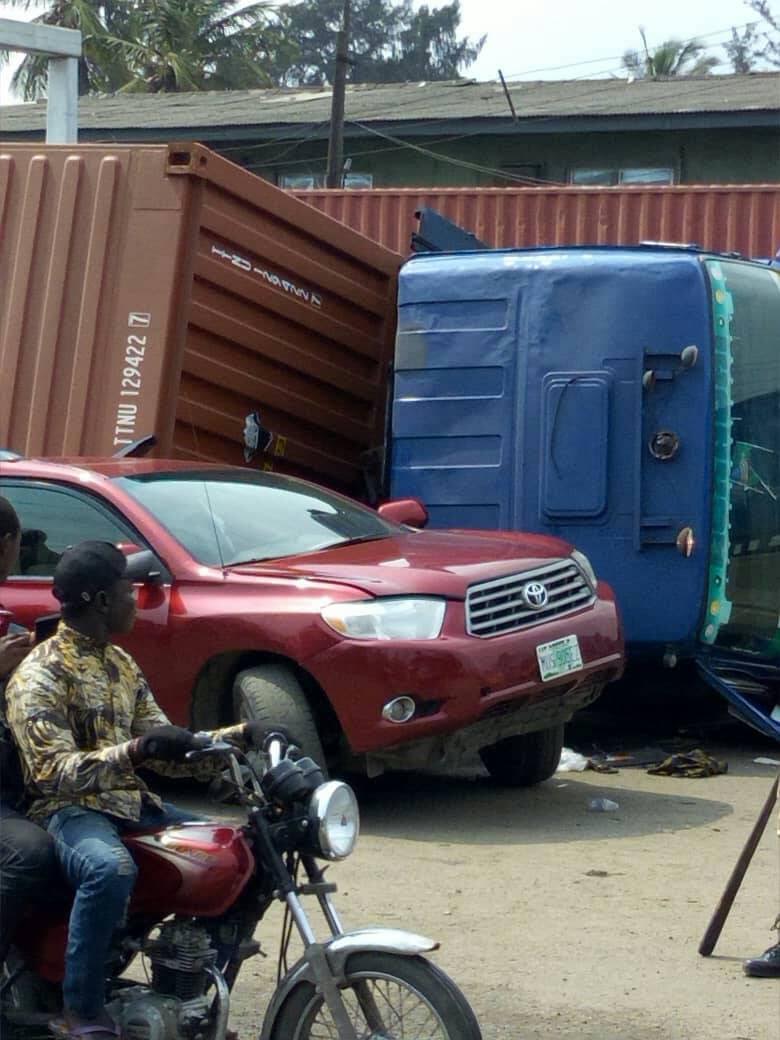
left=227, top=125, right=780, bottom=188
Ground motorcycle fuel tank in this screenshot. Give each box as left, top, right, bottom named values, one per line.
left=126, top=823, right=255, bottom=917
left=15, top=824, right=256, bottom=983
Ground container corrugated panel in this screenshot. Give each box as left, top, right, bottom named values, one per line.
left=0, top=143, right=400, bottom=494
left=293, top=185, right=780, bottom=259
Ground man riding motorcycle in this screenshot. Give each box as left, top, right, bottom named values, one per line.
left=0, top=496, right=60, bottom=970
left=6, top=541, right=268, bottom=1040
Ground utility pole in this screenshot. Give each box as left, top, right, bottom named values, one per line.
left=326, top=0, right=351, bottom=189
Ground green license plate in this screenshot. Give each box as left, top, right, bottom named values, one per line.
left=536, top=634, right=583, bottom=682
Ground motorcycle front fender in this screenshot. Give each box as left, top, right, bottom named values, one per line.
left=259, top=928, right=438, bottom=1040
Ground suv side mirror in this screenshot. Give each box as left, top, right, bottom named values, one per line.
left=377, top=498, right=429, bottom=529
left=124, top=549, right=163, bottom=585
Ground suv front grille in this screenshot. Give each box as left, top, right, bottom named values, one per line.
left=466, top=558, right=594, bottom=637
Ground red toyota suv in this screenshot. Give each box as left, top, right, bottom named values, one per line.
left=0, top=458, right=624, bottom=785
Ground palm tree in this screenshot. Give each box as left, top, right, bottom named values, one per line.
left=0, top=0, right=276, bottom=99
left=623, top=27, right=720, bottom=78
left=0, top=1, right=127, bottom=99
left=111, top=0, right=278, bottom=93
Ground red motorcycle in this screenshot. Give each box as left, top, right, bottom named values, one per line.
left=1, top=732, right=481, bottom=1040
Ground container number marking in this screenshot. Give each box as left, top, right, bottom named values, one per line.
left=113, top=313, right=152, bottom=446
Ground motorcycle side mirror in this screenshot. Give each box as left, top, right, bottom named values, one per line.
left=377, top=498, right=429, bottom=528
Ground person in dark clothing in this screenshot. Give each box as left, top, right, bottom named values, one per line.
left=0, top=495, right=60, bottom=966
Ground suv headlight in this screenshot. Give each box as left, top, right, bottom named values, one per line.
left=309, top=781, right=360, bottom=860
left=571, top=549, right=597, bottom=591
left=321, top=597, right=446, bottom=640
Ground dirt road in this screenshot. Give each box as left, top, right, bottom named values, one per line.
left=177, top=734, right=779, bottom=1040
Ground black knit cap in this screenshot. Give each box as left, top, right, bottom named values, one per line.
left=53, top=540, right=128, bottom=609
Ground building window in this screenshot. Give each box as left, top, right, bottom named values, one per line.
left=499, top=163, right=544, bottom=185
left=570, top=167, right=675, bottom=186
left=278, top=172, right=373, bottom=190
left=279, top=173, right=320, bottom=190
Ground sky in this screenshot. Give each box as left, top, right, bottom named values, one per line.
left=0, top=0, right=769, bottom=104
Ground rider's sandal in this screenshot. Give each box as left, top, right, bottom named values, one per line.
left=49, top=1015, right=120, bottom=1040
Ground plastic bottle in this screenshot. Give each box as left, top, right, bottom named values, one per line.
left=588, top=797, right=619, bottom=812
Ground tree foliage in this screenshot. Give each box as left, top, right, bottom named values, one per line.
left=724, top=1, right=780, bottom=70
left=0, top=0, right=278, bottom=98
left=0, top=0, right=483, bottom=98
left=622, top=28, right=720, bottom=78
left=241, top=0, right=484, bottom=87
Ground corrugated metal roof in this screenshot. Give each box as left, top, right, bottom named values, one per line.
left=1, top=73, right=779, bottom=136
left=292, top=184, right=780, bottom=260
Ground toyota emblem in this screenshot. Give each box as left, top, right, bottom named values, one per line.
left=523, top=581, right=549, bottom=610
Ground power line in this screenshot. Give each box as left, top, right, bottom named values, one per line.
left=247, top=118, right=331, bottom=164
left=345, top=120, right=563, bottom=184
left=245, top=131, right=474, bottom=168
left=245, top=131, right=561, bottom=185
left=501, top=19, right=761, bottom=81
left=245, top=119, right=561, bottom=185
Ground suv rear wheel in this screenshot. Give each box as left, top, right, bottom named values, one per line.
left=479, top=723, right=564, bottom=786
left=233, top=664, right=328, bottom=774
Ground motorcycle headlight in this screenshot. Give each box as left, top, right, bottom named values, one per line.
left=309, top=781, right=360, bottom=860
left=571, top=549, right=597, bottom=591
left=320, top=597, right=446, bottom=640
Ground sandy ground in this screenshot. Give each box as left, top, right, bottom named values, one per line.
left=173, top=727, right=780, bottom=1040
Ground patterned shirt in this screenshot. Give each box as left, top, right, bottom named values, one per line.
left=6, top=623, right=245, bottom=823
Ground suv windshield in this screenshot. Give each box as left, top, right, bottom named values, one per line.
left=115, top=471, right=396, bottom=566
left=704, top=260, right=780, bottom=658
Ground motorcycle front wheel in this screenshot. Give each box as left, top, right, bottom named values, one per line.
left=269, top=951, right=481, bottom=1040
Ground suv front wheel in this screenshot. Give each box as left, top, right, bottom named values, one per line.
left=478, top=723, right=564, bottom=787
left=233, top=664, right=328, bottom=775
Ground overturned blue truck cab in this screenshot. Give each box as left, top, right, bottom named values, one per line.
left=390, top=244, right=780, bottom=738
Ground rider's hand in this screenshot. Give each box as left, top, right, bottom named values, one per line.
left=0, top=633, right=32, bottom=678
left=130, top=725, right=201, bottom=764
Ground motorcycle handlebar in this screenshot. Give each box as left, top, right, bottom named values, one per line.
left=185, top=739, right=237, bottom=763
left=265, top=735, right=286, bottom=769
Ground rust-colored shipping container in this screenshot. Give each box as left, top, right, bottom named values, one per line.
left=293, top=184, right=780, bottom=259
left=0, top=143, right=401, bottom=494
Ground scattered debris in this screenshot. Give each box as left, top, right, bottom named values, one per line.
left=601, top=746, right=668, bottom=768
left=556, top=748, right=589, bottom=772
left=647, top=748, right=727, bottom=778
left=557, top=747, right=619, bottom=773
left=588, top=798, right=620, bottom=812
left=587, top=758, right=620, bottom=774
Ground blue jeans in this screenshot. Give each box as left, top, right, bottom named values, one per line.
left=47, top=801, right=198, bottom=1018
